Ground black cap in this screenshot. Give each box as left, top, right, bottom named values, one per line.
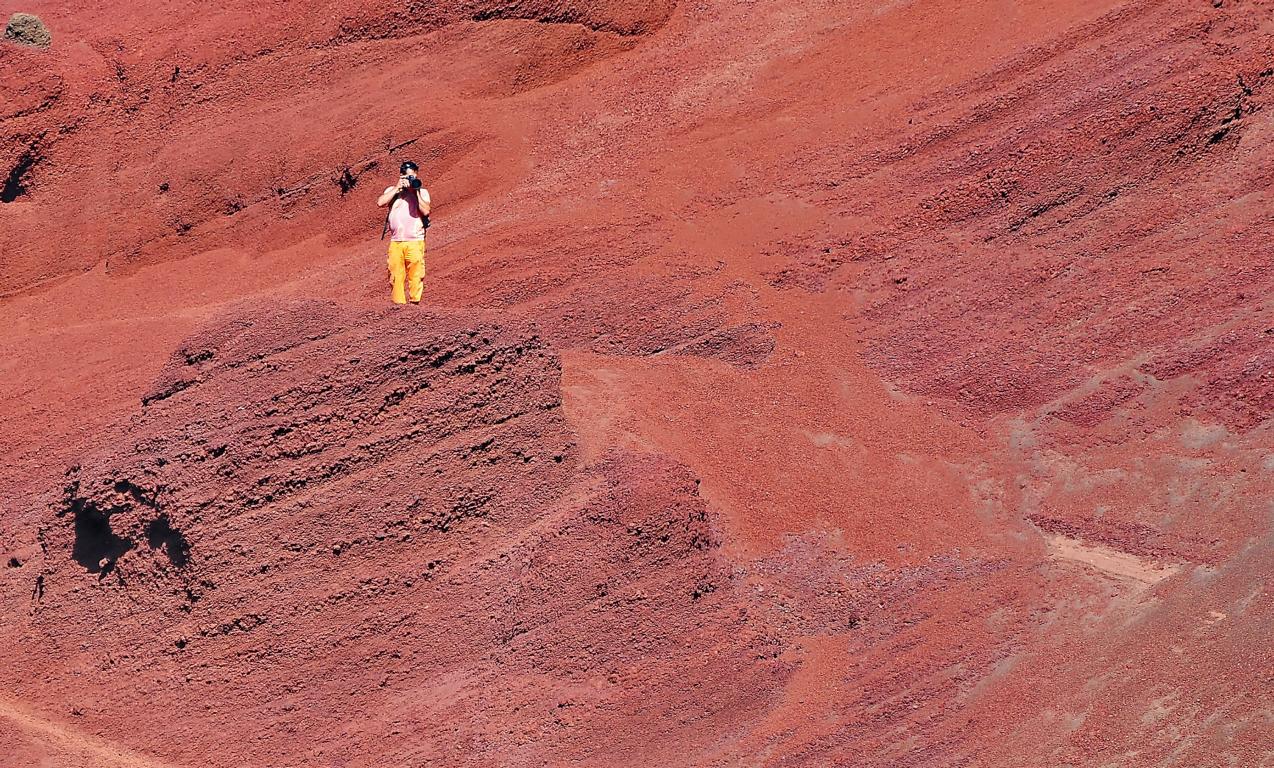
left=400, top=161, right=419, bottom=174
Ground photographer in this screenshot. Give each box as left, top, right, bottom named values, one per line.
left=376, top=161, right=431, bottom=305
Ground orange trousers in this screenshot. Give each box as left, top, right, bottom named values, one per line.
left=387, top=240, right=426, bottom=304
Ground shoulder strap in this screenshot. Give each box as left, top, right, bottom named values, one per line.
left=380, top=192, right=396, bottom=240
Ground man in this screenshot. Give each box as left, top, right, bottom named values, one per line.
left=377, top=161, right=431, bottom=305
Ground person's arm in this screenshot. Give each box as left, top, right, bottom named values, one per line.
left=416, top=187, right=431, bottom=216
left=378, top=181, right=405, bottom=207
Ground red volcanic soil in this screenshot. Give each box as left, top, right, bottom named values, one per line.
left=1, top=0, right=1272, bottom=765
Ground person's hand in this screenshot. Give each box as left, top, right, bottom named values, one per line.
left=396, top=176, right=410, bottom=190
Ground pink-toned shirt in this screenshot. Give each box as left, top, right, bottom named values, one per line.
left=385, top=188, right=426, bottom=242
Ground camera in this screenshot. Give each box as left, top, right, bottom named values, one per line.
left=408, top=177, right=422, bottom=189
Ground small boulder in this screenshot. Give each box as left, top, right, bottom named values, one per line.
left=4, top=13, right=51, bottom=48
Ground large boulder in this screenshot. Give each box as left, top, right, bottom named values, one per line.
left=4, top=13, right=50, bottom=48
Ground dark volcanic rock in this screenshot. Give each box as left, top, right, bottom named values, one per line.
left=4, top=13, right=50, bottom=48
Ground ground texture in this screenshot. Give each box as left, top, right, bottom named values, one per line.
left=1, top=0, right=1271, bottom=765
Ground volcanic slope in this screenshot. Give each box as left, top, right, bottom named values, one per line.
left=1, top=0, right=1271, bottom=766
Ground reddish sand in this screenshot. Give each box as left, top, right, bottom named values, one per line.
left=1, top=0, right=1271, bottom=765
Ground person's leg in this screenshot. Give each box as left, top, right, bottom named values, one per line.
left=405, top=240, right=426, bottom=303
left=386, top=242, right=408, bottom=305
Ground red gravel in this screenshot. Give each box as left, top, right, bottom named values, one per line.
left=1, top=0, right=1271, bottom=765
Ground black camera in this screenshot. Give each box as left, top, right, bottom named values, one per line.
left=408, top=177, right=422, bottom=189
